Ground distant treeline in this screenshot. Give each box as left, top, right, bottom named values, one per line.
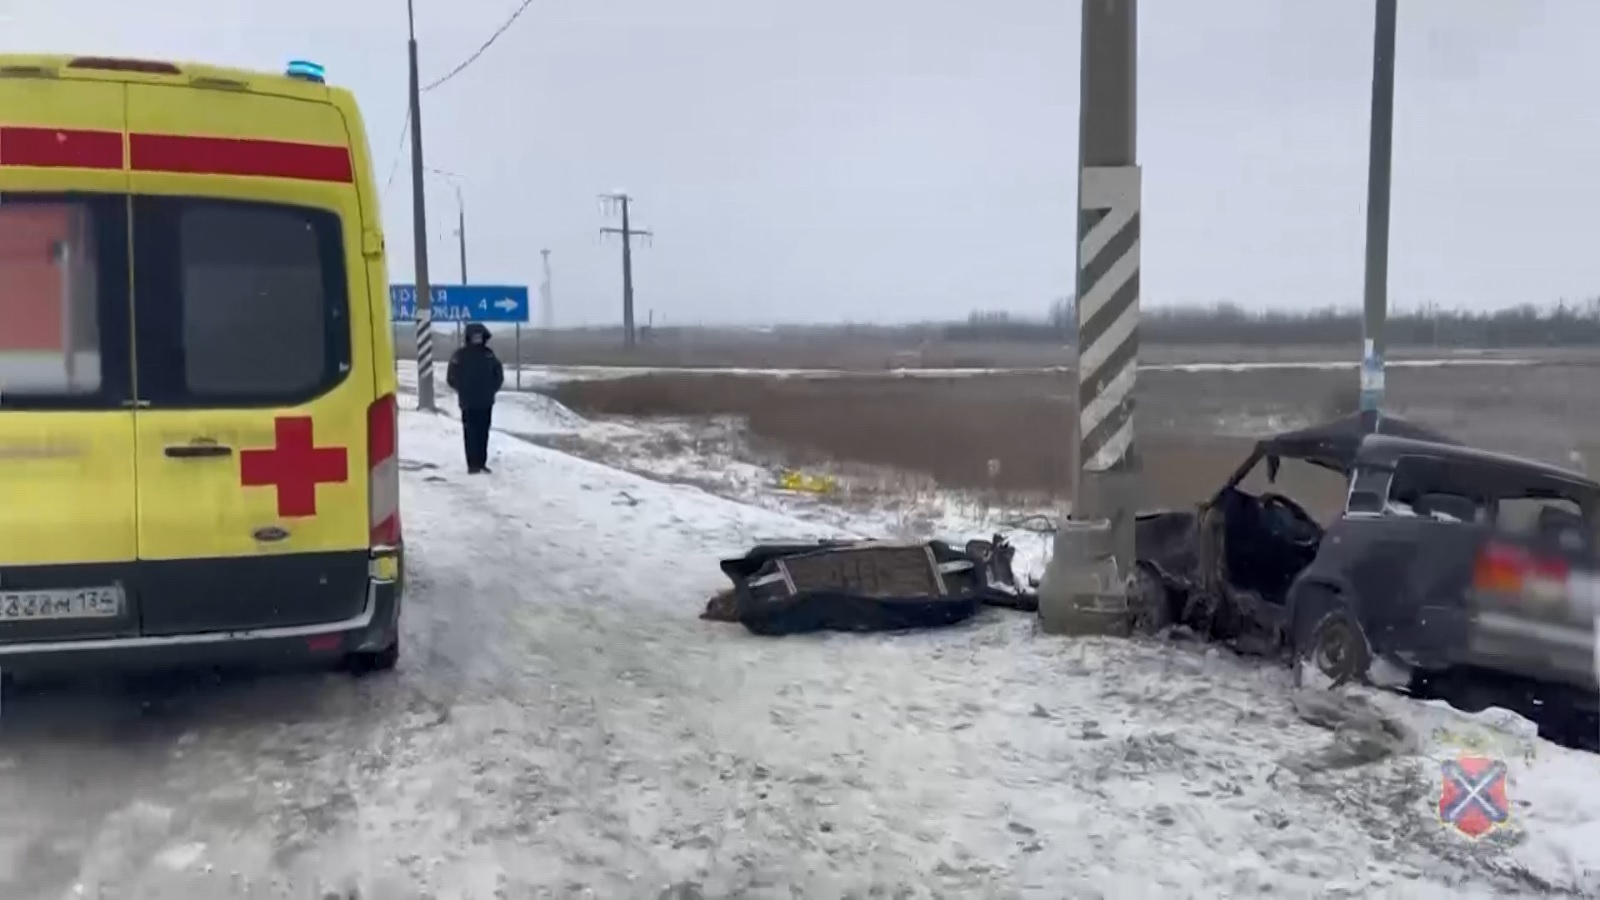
left=942, top=300, right=1600, bottom=347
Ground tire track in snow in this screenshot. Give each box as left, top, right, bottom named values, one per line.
left=319, top=456, right=700, bottom=897
left=0, top=625, right=425, bottom=897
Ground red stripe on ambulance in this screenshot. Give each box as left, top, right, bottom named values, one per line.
left=129, top=133, right=354, bottom=183
left=0, top=126, right=124, bottom=169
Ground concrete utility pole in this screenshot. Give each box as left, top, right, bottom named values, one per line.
left=1039, top=0, right=1141, bottom=637
left=406, top=0, right=437, bottom=411
left=1359, top=0, right=1398, bottom=430
left=599, top=191, right=652, bottom=349
left=539, top=248, right=554, bottom=329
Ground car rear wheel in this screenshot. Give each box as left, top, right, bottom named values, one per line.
left=345, top=636, right=400, bottom=675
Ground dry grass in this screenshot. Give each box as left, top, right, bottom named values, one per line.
left=540, top=359, right=1600, bottom=511
left=539, top=373, right=1341, bottom=509
left=402, top=328, right=1595, bottom=372
left=545, top=373, right=1077, bottom=495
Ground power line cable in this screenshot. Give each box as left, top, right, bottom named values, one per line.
left=382, top=107, right=412, bottom=197
left=382, top=0, right=537, bottom=197
left=423, top=0, right=536, bottom=92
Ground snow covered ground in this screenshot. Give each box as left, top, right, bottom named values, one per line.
left=409, top=368, right=1600, bottom=895
left=1, top=377, right=1597, bottom=897
left=399, top=362, right=1063, bottom=583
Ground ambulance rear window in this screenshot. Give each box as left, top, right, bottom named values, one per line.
left=0, top=193, right=133, bottom=410
left=131, top=197, right=351, bottom=407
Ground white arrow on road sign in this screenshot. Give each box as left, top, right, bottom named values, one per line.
left=494, top=298, right=518, bottom=312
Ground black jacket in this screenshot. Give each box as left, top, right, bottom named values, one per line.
left=447, top=336, right=504, bottom=410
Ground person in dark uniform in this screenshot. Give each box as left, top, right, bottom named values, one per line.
left=445, top=322, right=505, bottom=474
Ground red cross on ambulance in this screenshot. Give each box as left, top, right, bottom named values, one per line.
left=239, top=416, right=350, bottom=517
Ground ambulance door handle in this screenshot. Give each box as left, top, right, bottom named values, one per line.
left=164, top=444, right=234, bottom=459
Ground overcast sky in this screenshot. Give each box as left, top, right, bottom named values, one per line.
left=5, top=0, right=1598, bottom=325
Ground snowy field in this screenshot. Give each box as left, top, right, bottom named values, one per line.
left=0, top=373, right=1597, bottom=897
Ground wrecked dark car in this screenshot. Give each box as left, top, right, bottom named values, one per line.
left=708, top=536, right=1032, bottom=635
left=1132, top=413, right=1600, bottom=730
left=1133, top=413, right=1460, bottom=647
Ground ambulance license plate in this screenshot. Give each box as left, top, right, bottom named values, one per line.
left=0, top=586, right=123, bottom=621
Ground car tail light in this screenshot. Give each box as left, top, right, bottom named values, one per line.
left=68, top=57, right=182, bottom=75
left=1472, top=540, right=1568, bottom=599
left=367, top=393, right=401, bottom=546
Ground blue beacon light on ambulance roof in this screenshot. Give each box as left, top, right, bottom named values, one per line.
left=285, top=60, right=325, bottom=83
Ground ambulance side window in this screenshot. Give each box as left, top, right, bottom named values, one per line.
left=0, top=193, right=132, bottom=410
left=131, top=196, right=350, bottom=407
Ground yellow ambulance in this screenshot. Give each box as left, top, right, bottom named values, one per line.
left=0, top=55, right=403, bottom=674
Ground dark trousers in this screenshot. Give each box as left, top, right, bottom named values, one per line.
left=461, top=406, right=493, bottom=471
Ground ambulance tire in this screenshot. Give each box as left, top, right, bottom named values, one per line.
left=346, top=637, right=400, bottom=675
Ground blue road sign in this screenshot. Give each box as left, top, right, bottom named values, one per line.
left=389, top=284, right=531, bottom=324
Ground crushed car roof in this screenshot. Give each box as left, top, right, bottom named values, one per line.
left=1256, top=412, right=1460, bottom=474
left=1357, top=434, right=1600, bottom=488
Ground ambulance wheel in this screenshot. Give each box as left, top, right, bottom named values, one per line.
left=346, top=637, right=400, bottom=675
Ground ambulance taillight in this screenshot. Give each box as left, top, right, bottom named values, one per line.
left=367, top=393, right=400, bottom=547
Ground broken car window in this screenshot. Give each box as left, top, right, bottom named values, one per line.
left=1386, top=455, right=1486, bottom=524
left=1346, top=465, right=1392, bottom=515
left=1495, top=495, right=1589, bottom=550
left=1238, top=454, right=1349, bottom=521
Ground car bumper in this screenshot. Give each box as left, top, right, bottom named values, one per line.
left=0, top=572, right=402, bottom=677
left=1466, top=610, right=1597, bottom=693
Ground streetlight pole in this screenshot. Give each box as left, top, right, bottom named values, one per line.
left=424, top=166, right=468, bottom=347
left=451, top=181, right=466, bottom=348
left=406, top=0, right=437, bottom=411
left=1360, top=0, right=1398, bottom=430
left=456, top=184, right=467, bottom=283
left=429, top=168, right=467, bottom=282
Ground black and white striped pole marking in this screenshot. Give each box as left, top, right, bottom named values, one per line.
left=1077, top=164, right=1140, bottom=475
left=415, top=306, right=435, bottom=401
